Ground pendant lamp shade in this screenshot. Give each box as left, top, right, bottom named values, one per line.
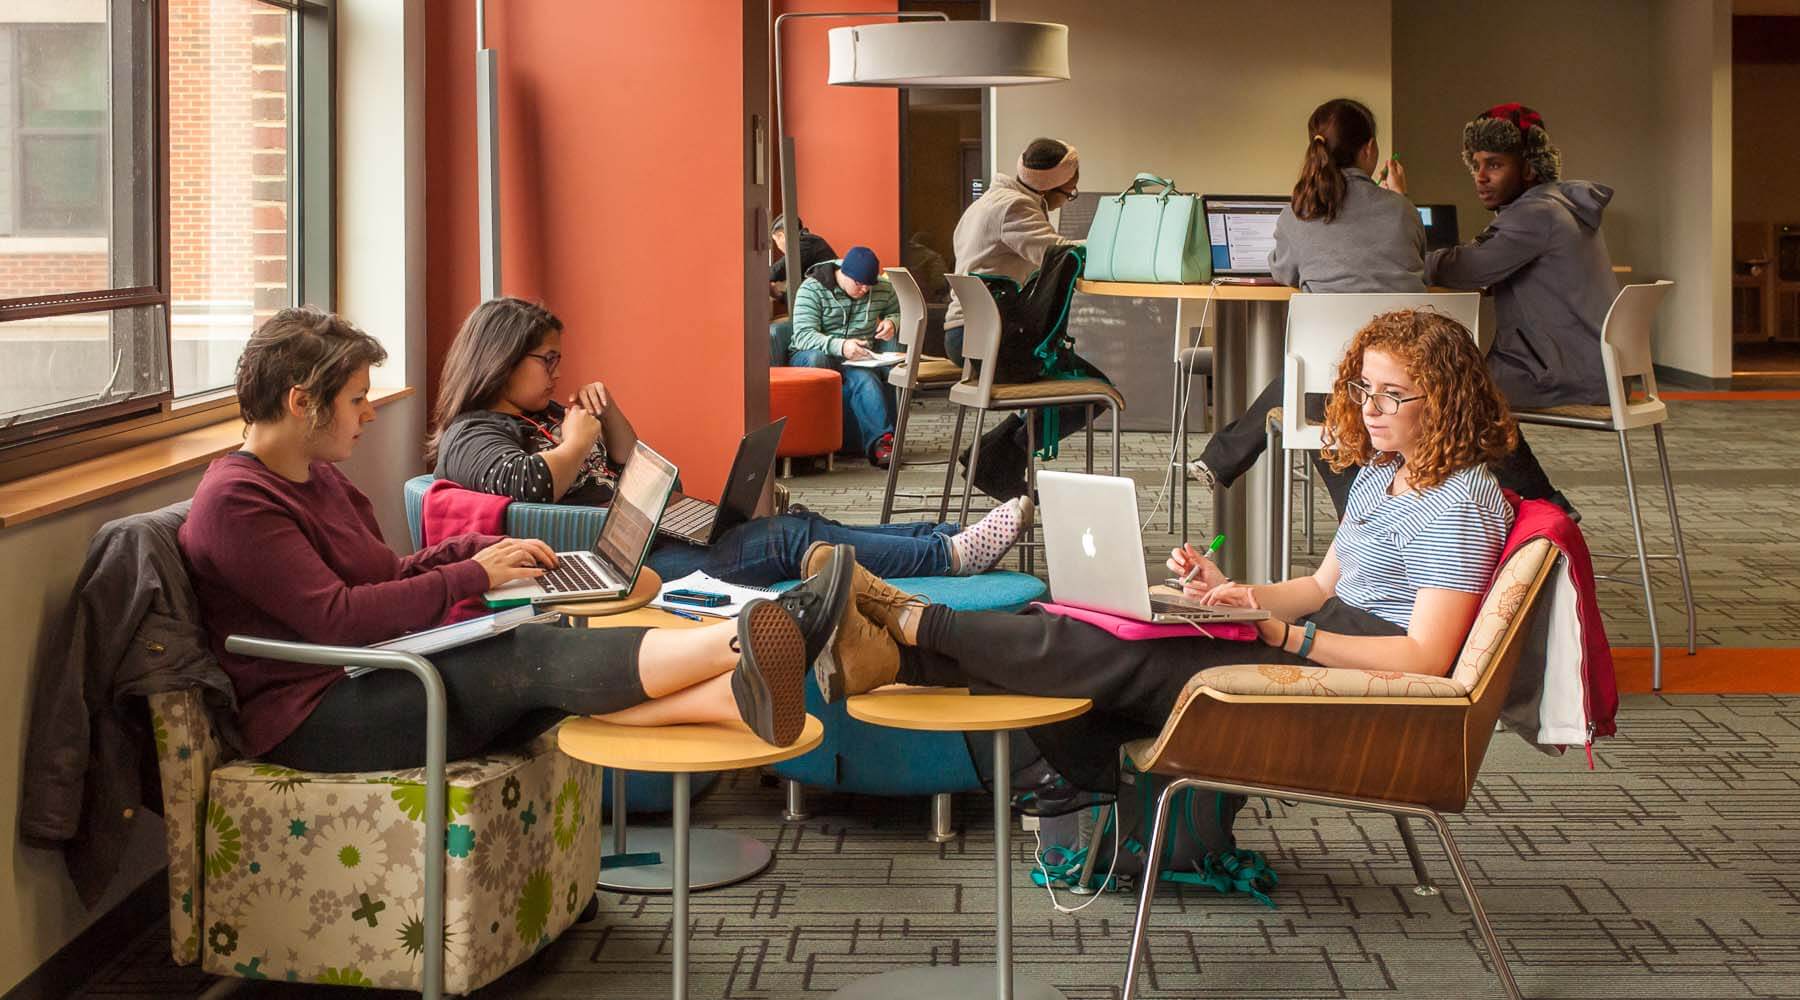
left=826, top=20, right=1069, bottom=88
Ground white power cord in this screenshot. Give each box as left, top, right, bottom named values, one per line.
left=1032, top=806, right=1123, bottom=914
left=1139, top=278, right=1224, bottom=533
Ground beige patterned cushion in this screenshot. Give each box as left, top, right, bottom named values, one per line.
left=1195, top=662, right=1469, bottom=698
left=149, top=689, right=226, bottom=965
left=147, top=697, right=604, bottom=994
left=1449, top=538, right=1555, bottom=691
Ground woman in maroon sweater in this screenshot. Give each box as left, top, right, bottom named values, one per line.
left=180, top=308, right=855, bottom=772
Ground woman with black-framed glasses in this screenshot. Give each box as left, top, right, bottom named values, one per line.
left=426, top=297, right=1037, bottom=588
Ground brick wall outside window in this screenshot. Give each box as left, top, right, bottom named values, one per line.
left=0, top=1, right=290, bottom=402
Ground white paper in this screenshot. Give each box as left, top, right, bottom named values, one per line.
left=348, top=607, right=560, bottom=676
left=842, top=353, right=906, bottom=369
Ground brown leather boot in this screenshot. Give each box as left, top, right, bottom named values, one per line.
left=801, top=543, right=920, bottom=702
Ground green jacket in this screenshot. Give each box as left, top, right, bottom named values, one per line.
left=789, top=259, right=901, bottom=357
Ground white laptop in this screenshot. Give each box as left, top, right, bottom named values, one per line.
left=483, top=442, right=677, bottom=607
left=1037, top=470, right=1269, bottom=624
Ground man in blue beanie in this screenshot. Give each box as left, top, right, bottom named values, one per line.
left=787, top=246, right=902, bottom=467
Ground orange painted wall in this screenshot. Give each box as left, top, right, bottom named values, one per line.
left=424, top=3, right=763, bottom=498
left=773, top=0, right=901, bottom=266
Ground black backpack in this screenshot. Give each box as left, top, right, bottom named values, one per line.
left=972, top=244, right=1109, bottom=459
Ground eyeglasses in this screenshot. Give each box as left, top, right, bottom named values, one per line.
left=1346, top=380, right=1424, bottom=415
left=524, top=350, right=562, bottom=375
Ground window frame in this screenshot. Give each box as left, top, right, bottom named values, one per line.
left=0, top=0, right=335, bottom=482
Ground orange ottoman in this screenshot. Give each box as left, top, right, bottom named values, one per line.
left=770, top=367, right=843, bottom=476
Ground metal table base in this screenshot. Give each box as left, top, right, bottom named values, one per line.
left=831, top=731, right=1067, bottom=1000
left=598, top=770, right=772, bottom=894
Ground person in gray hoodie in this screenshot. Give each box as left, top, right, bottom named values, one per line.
left=1429, top=103, right=1619, bottom=409
left=1424, top=103, right=1615, bottom=512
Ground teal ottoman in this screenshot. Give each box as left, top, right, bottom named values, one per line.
left=768, top=571, right=1046, bottom=830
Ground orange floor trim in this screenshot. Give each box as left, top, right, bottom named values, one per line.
left=1664, top=389, right=1800, bottom=401
left=1610, top=646, right=1800, bottom=693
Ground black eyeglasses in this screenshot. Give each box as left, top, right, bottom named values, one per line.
left=524, top=350, right=562, bottom=375
left=1346, top=380, right=1424, bottom=415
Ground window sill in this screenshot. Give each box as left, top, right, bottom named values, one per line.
left=0, top=386, right=415, bottom=530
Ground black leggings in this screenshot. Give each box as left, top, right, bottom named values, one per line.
left=900, top=601, right=1403, bottom=790
left=266, top=624, right=651, bottom=773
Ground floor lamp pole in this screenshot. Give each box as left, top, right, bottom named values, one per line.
left=476, top=0, right=501, bottom=300
left=772, top=10, right=947, bottom=310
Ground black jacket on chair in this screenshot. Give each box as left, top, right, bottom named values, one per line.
left=21, top=501, right=240, bottom=906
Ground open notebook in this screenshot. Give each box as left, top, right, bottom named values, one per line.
left=650, top=571, right=776, bottom=619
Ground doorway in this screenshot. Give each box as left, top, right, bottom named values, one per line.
left=899, top=0, right=986, bottom=355
left=1730, top=13, right=1800, bottom=381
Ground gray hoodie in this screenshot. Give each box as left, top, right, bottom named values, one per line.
left=1427, top=181, right=1619, bottom=408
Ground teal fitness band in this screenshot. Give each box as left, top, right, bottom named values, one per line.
left=1296, top=621, right=1318, bottom=659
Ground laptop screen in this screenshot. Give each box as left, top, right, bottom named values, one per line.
left=1204, top=196, right=1286, bottom=275
left=594, top=443, right=676, bottom=576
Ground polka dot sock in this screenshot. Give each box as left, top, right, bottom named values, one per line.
left=949, top=496, right=1033, bottom=576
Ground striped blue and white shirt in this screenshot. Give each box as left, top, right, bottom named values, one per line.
left=1332, top=462, right=1513, bottom=629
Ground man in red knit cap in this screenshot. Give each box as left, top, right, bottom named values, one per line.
left=1428, top=103, right=1619, bottom=516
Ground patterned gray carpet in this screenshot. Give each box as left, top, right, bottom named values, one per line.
left=82, top=696, right=1800, bottom=999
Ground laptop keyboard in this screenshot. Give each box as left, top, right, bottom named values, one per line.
left=660, top=497, right=717, bottom=538
left=538, top=553, right=618, bottom=595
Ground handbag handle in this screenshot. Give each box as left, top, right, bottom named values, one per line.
left=1117, top=172, right=1184, bottom=202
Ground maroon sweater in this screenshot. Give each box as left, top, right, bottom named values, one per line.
left=179, top=453, right=498, bottom=756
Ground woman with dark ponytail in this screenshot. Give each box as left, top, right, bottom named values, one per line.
left=1270, top=98, right=1422, bottom=291
left=1188, top=98, right=1426, bottom=513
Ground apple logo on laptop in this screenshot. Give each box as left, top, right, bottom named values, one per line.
left=1081, top=527, right=1097, bottom=559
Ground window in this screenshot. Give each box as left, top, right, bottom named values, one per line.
left=0, top=0, right=331, bottom=462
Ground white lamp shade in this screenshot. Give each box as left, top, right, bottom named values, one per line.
left=827, top=20, right=1069, bottom=88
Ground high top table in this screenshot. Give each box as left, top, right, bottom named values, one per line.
left=1076, top=280, right=1293, bottom=583
left=832, top=688, right=1091, bottom=1000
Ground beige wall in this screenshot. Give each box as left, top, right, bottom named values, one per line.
left=1392, top=0, right=1663, bottom=279
left=1390, top=0, right=1729, bottom=380
left=1732, top=61, right=1800, bottom=225
left=992, top=0, right=1394, bottom=199
left=0, top=3, right=428, bottom=991
left=1650, top=0, right=1733, bottom=379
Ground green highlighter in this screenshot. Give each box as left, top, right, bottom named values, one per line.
left=1178, top=534, right=1226, bottom=587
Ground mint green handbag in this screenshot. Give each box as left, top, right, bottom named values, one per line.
left=1082, top=173, right=1212, bottom=284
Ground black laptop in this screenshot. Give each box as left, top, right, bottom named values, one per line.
left=657, top=418, right=787, bottom=547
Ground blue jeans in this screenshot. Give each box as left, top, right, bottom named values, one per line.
left=646, top=512, right=957, bottom=586
left=788, top=349, right=897, bottom=457
left=943, top=325, right=965, bottom=366
left=769, top=319, right=792, bottom=367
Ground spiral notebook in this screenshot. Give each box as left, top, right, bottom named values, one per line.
left=650, top=571, right=776, bottom=619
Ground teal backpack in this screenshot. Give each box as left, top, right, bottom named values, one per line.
left=1031, top=761, right=1278, bottom=907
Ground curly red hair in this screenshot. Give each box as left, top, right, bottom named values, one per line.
left=1320, top=309, right=1519, bottom=490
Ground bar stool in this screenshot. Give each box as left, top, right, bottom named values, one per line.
left=1514, top=280, right=1695, bottom=689
left=558, top=715, right=824, bottom=1000
left=943, top=273, right=1123, bottom=571
left=879, top=266, right=964, bottom=523
left=833, top=688, right=1090, bottom=1000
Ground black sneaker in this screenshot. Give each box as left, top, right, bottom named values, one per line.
left=730, top=599, right=808, bottom=747
left=1010, top=771, right=1116, bottom=818
left=778, top=542, right=855, bottom=663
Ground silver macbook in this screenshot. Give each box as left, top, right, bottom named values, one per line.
left=483, top=442, right=677, bottom=606
left=1037, top=470, right=1269, bottom=625
left=1202, top=194, right=1286, bottom=277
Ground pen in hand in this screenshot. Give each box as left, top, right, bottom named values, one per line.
left=1179, top=534, right=1226, bottom=586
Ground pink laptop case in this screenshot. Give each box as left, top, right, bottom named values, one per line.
left=1033, top=601, right=1259, bottom=642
